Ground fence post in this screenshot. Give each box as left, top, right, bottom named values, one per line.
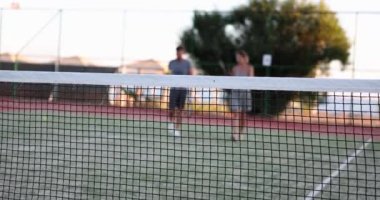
left=0, top=8, right=3, bottom=69
left=12, top=58, right=19, bottom=98
left=350, top=12, right=359, bottom=123
left=50, top=9, right=63, bottom=102
left=262, top=54, right=272, bottom=116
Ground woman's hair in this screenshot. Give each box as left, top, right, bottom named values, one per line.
left=235, top=50, right=249, bottom=58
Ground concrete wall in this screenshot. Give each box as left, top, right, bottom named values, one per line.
left=0, top=61, right=117, bottom=104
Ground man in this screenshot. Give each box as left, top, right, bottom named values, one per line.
left=168, top=46, right=193, bottom=136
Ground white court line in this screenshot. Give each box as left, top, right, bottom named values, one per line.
left=304, top=138, right=373, bottom=200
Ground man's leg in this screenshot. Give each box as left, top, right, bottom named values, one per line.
left=170, top=110, right=181, bottom=136
left=168, top=109, right=175, bottom=132
left=176, top=109, right=182, bottom=130
left=168, top=88, right=178, bottom=134
left=173, top=89, right=188, bottom=135
left=169, top=109, right=175, bottom=122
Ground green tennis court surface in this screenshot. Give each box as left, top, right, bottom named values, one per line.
left=1, top=110, right=378, bottom=199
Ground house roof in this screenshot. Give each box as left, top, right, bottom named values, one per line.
left=0, top=54, right=169, bottom=73
left=0, top=53, right=37, bottom=63
left=119, top=59, right=166, bottom=74
left=0, top=53, right=99, bottom=67
left=58, top=56, right=95, bottom=66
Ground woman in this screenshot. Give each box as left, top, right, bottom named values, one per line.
left=230, top=50, right=254, bottom=141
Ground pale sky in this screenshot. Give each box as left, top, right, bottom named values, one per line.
left=0, top=0, right=380, bottom=78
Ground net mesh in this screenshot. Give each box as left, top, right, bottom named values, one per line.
left=0, top=71, right=379, bottom=199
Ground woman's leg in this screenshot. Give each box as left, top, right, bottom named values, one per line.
left=239, top=112, right=246, bottom=134
left=232, top=112, right=241, bottom=141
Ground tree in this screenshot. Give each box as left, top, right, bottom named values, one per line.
left=181, top=0, right=350, bottom=115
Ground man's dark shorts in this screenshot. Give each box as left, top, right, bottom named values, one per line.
left=169, top=88, right=188, bottom=110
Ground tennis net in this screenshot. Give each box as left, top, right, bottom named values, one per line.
left=0, top=70, right=379, bottom=199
